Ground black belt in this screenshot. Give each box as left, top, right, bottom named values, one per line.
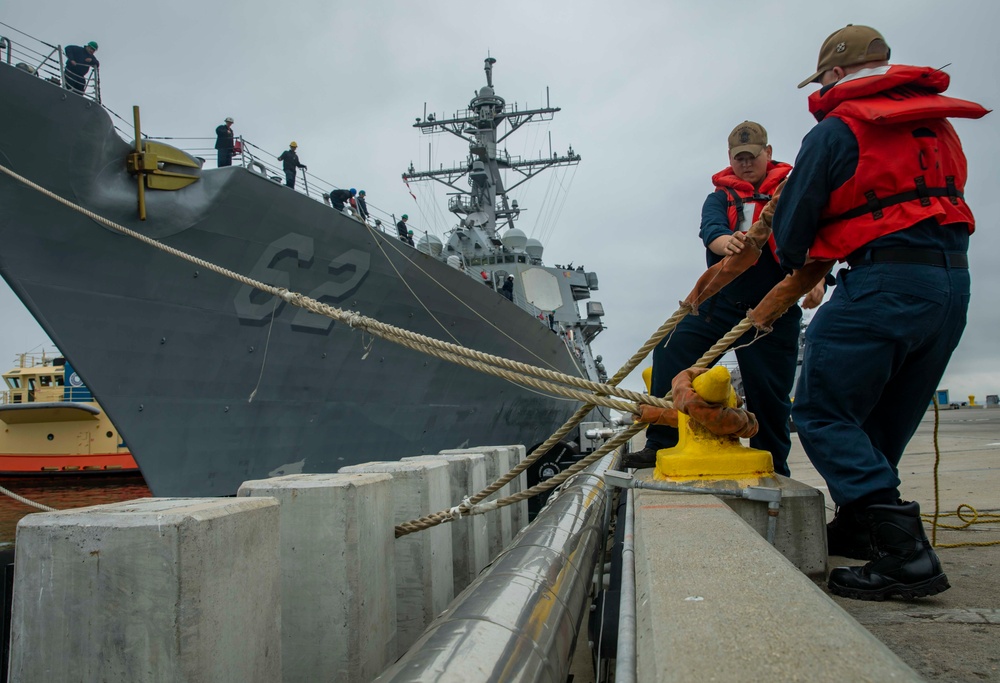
left=847, top=247, right=968, bottom=269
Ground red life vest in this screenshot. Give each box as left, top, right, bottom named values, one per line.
left=806, top=65, right=988, bottom=261
left=712, top=161, right=792, bottom=262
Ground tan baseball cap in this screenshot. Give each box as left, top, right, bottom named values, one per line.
left=728, top=121, right=768, bottom=157
left=798, top=24, right=890, bottom=89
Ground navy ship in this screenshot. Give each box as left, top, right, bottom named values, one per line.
left=0, top=32, right=607, bottom=496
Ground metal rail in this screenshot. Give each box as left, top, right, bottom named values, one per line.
left=375, top=452, right=617, bottom=682
left=0, top=27, right=99, bottom=102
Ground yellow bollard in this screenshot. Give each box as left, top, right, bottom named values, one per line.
left=654, top=366, right=774, bottom=482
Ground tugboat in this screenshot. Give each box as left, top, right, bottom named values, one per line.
left=0, top=352, right=138, bottom=475
left=0, top=29, right=608, bottom=496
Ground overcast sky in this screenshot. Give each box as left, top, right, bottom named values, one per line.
left=2, top=1, right=998, bottom=402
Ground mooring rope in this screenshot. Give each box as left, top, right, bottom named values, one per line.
left=927, top=398, right=1000, bottom=548
left=0, top=163, right=671, bottom=413
left=0, top=484, right=57, bottom=512
left=393, top=317, right=755, bottom=536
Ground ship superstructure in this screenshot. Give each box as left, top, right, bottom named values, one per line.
left=405, top=58, right=605, bottom=380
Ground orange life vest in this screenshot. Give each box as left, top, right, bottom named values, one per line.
left=712, top=161, right=792, bottom=262
left=806, top=65, right=988, bottom=261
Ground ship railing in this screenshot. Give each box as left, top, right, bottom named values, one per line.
left=134, top=133, right=410, bottom=242
left=0, top=23, right=101, bottom=103
left=10, top=351, right=58, bottom=369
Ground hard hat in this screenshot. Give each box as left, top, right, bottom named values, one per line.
left=401, top=214, right=408, bottom=220
left=507, top=275, right=514, bottom=280
left=87, top=41, right=98, bottom=50
left=224, top=117, right=234, bottom=123
left=358, top=190, right=366, bottom=195
left=289, top=141, right=298, bottom=148
left=407, top=230, right=414, bottom=234
left=349, top=188, right=357, bottom=195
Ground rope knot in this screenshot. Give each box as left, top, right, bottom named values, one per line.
left=447, top=496, right=474, bottom=520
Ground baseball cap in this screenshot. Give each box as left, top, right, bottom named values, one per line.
left=224, top=117, right=234, bottom=123
left=798, top=24, right=890, bottom=89
left=728, top=121, right=768, bottom=157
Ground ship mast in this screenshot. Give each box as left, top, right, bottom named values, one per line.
left=403, top=57, right=581, bottom=239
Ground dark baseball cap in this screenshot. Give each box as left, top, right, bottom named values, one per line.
left=798, top=24, right=890, bottom=89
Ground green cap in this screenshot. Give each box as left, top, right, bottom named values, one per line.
left=87, top=41, right=99, bottom=50
left=401, top=214, right=408, bottom=220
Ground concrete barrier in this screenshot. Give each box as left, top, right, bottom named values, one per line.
left=340, top=460, right=453, bottom=653
left=402, top=453, right=490, bottom=595
left=631, top=489, right=921, bottom=681
left=492, top=444, right=529, bottom=533
left=9, top=497, right=280, bottom=683
left=723, top=475, right=827, bottom=578
left=440, top=447, right=513, bottom=556
left=238, top=473, right=395, bottom=682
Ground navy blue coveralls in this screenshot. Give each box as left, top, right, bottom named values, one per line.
left=772, top=118, right=971, bottom=508
left=644, top=186, right=801, bottom=476
left=328, top=189, right=352, bottom=212
left=64, top=45, right=98, bottom=93
left=215, top=124, right=234, bottom=168
left=277, top=149, right=305, bottom=188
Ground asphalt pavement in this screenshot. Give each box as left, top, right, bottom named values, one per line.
left=788, top=405, right=1000, bottom=683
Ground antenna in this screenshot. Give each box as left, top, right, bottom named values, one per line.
left=484, top=57, right=497, bottom=88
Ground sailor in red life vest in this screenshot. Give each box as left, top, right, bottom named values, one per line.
left=772, top=24, right=989, bottom=601
left=622, top=121, right=823, bottom=474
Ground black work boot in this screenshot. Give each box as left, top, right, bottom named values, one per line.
left=827, top=504, right=874, bottom=561
left=828, top=501, right=950, bottom=601
left=620, top=446, right=658, bottom=469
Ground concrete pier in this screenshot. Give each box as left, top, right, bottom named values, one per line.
left=630, top=488, right=920, bottom=681
left=402, top=453, right=490, bottom=595
left=339, top=460, right=453, bottom=653
left=238, top=473, right=396, bottom=682
left=9, top=497, right=281, bottom=683
left=723, top=474, right=828, bottom=577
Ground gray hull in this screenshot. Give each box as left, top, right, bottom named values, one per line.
left=0, top=64, right=587, bottom=495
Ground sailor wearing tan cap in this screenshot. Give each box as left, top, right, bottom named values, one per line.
left=772, top=24, right=990, bottom=601
left=622, top=121, right=805, bottom=476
